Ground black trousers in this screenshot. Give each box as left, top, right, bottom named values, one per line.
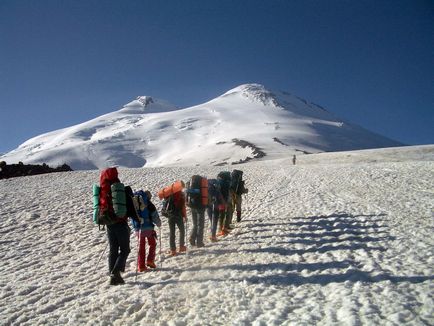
left=106, top=222, right=131, bottom=274
left=190, top=208, right=205, bottom=246
left=168, top=215, right=185, bottom=251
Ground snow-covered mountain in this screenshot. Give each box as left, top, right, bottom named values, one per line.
left=1, top=84, right=402, bottom=170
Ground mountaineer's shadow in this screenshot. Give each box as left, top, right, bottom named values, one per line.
left=243, top=243, right=387, bottom=256
left=149, top=213, right=431, bottom=288
left=235, top=212, right=393, bottom=253
left=150, top=262, right=434, bottom=287
left=244, top=270, right=434, bottom=286
left=185, top=260, right=354, bottom=273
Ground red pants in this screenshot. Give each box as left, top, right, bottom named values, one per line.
left=135, top=230, right=157, bottom=270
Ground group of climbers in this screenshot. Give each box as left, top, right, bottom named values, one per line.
left=93, top=167, right=248, bottom=285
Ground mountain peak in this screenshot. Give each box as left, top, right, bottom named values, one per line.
left=222, top=83, right=279, bottom=107
left=136, top=96, right=154, bottom=106
left=224, top=83, right=269, bottom=96
left=121, top=96, right=155, bottom=110
left=120, top=96, right=178, bottom=113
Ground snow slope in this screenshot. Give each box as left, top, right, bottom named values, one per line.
left=0, top=145, right=433, bottom=325
left=0, top=84, right=402, bottom=170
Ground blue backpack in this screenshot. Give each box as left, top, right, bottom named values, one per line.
left=132, top=190, right=161, bottom=230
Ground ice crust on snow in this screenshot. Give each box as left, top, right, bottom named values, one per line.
left=0, top=146, right=433, bottom=325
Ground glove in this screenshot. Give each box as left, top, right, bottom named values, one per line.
left=138, top=217, right=144, bottom=225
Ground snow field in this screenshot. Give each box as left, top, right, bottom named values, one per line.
left=0, top=153, right=433, bottom=325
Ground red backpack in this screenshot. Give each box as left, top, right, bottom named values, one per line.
left=93, top=167, right=127, bottom=227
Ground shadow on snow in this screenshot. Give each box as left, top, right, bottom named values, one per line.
left=148, top=212, right=433, bottom=286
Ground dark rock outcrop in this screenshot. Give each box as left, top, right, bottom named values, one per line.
left=0, top=161, right=73, bottom=179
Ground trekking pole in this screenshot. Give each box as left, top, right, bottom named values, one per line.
left=159, top=227, right=163, bottom=268
left=94, top=241, right=108, bottom=274
left=135, top=228, right=141, bottom=281
left=185, top=217, right=188, bottom=255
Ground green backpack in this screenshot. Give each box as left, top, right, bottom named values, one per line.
left=92, top=182, right=127, bottom=226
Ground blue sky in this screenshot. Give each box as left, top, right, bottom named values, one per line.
left=1, top=0, right=433, bottom=153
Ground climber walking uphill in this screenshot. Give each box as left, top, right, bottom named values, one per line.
left=159, top=180, right=187, bottom=256
left=93, top=167, right=131, bottom=285
left=217, top=171, right=234, bottom=236
left=230, top=169, right=248, bottom=222
left=131, top=190, right=161, bottom=271
left=186, top=175, right=208, bottom=248
left=207, top=178, right=225, bottom=242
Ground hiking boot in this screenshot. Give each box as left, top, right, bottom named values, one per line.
left=146, top=261, right=157, bottom=269
left=197, top=242, right=205, bottom=248
left=138, top=266, right=148, bottom=272
left=210, top=236, right=218, bottom=242
left=115, top=271, right=125, bottom=284
left=217, top=229, right=229, bottom=237
left=109, top=271, right=125, bottom=285
left=168, top=250, right=177, bottom=256
left=109, top=274, right=117, bottom=285
left=179, top=245, right=187, bottom=252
